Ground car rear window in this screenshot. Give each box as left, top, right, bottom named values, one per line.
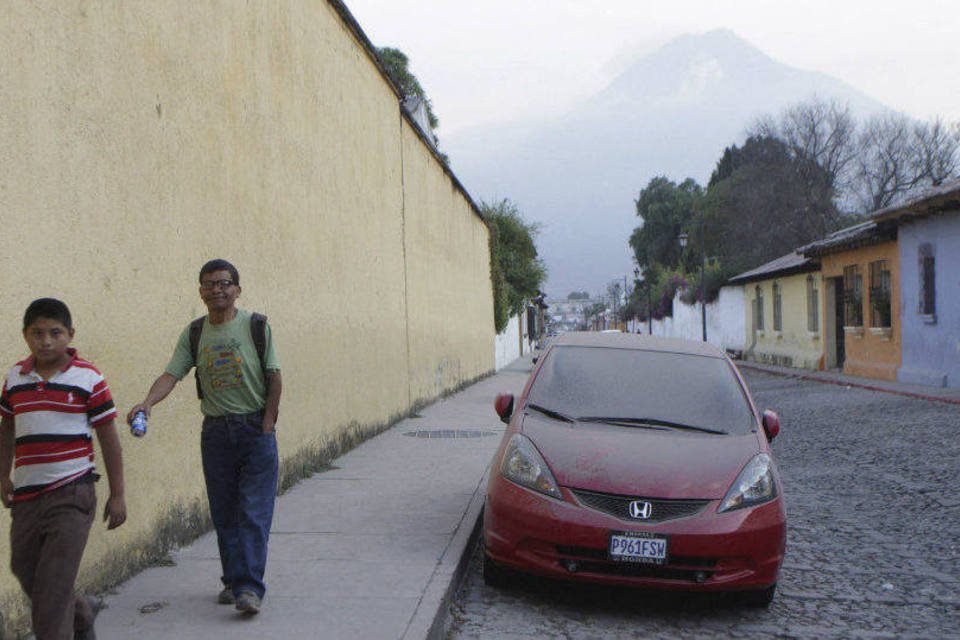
left=527, top=346, right=755, bottom=434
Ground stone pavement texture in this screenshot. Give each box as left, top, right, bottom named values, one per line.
left=85, top=353, right=957, bottom=640
left=91, top=358, right=531, bottom=640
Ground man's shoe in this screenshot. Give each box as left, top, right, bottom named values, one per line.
left=74, top=626, right=96, bottom=640
left=235, top=591, right=261, bottom=615
left=74, top=595, right=102, bottom=640
left=84, top=595, right=104, bottom=617
left=217, top=587, right=235, bottom=605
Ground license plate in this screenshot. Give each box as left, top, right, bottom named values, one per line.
left=609, top=531, right=668, bottom=564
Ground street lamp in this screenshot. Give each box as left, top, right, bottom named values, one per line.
left=678, top=223, right=707, bottom=342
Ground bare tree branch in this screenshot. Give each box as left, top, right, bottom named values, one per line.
left=913, top=117, right=960, bottom=186
left=856, top=113, right=959, bottom=210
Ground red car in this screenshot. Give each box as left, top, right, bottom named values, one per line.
left=483, top=332, right=786, bottom=606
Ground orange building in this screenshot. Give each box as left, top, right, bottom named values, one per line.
left=801, top=221, right=900, bottom=381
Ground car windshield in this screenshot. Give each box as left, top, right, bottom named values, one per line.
left=526, top=346, right=755, bottom=435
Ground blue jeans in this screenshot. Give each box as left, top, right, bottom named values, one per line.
left=201, top=411, right=278, bottom=599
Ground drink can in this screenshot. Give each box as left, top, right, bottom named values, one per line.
left=131, top=411, right=148, bottom=437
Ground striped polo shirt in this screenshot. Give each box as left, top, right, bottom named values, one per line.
left=0, top=349, right=117, bottom=502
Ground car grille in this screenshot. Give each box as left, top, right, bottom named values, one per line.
left=555, top=545, right=718, bottom=582
left=570, top=489, right=709, bottom=523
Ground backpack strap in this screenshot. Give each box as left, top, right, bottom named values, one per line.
left=189, top=316, right=206, bottom=399
left=190, top=313, right=269, bottom=401
left=250, top=312, right=269, bottom=383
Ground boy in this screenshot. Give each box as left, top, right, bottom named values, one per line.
left=0, top=298, right=126, bottom=640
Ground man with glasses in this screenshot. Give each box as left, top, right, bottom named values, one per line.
left=127, top=259, right=281, bottom=616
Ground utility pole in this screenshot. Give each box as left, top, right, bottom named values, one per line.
left=635, top=267, right=652, bottom=335
left=623, top=274, right=628, bottom=331
left=699, top=212, right=707, bottom=343
left=680, top=218, right=707, bottom=343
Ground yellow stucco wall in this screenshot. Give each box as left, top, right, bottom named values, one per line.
left=0, top=1, right=493, bottom=629
left=820, top=242, right=901, bottom=381
left=743, top=272, right=824, bottom=370
left=401, top=124, right=495, bottom=404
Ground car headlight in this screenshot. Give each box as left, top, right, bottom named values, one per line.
left=718, top=453, right=777, bottom=513
left=500, top=433, right=563, bottom=500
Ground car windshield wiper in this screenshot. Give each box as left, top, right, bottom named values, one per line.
left=576, top=416, right=727, bottom=435
left=525, top=403, right=576, bottom=424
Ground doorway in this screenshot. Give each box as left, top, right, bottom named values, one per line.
left=832, top=277, right=845, bottom=369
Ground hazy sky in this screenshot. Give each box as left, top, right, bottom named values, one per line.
left=344, top=0, right=960, bottom=137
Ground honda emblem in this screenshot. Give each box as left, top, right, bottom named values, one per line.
left=628, top=500, right=653, bottom=519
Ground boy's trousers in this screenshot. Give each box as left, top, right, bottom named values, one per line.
left=10, top=479, right=96, bottom=640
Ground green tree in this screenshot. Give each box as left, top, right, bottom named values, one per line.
left=484, top=200, right=547, bottom=333
left=584, top=301, right=608, bottom=327
left=629, top=177, right=703, bottom=272
left=377, top=47, right=439, bottom=129
left=700, top=135, right=839, bottom=281
left=567, top=291, right=590, bottom=300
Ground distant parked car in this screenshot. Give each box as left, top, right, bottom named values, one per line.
left=484, top=332, right=786, bottom=606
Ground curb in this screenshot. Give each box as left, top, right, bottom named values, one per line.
left=402, top=468, right=488, bottom=640
left=737, top=363, right=960, bottom=406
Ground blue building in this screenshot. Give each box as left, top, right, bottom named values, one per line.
left=873, top=180, right=960, bottom=388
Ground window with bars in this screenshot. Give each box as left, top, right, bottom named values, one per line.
left=806, top=275, right=819, bottom=332
left=919, top=245, right=936, bottom=316
left=755, top=286, right=764, bottom=331
left=772, top=283, right=782, bottom=331
left=869, top=260, right=891, bottom=328
left=843, top=265, right=863, bottom=327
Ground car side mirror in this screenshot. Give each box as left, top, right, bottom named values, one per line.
left=761, top=410, right=780, bottom=442
left=494, top=393, right=515, bottom=424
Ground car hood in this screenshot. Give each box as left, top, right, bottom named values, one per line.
left=521, top=415, right=760, bottom=499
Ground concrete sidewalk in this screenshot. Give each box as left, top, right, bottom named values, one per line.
left=92, top=357, right=533, bottom=640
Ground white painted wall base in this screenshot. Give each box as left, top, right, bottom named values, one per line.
left=495, top=314, right=522, bottom=370
left=646, top=286, right=745, bottom=354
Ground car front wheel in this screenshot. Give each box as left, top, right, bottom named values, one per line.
left=482, top=552, right=514, bottom=589
left=739, top=583, right=776, bottom=608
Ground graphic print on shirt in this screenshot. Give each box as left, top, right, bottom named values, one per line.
left=200, top=338, right=244, bottom=391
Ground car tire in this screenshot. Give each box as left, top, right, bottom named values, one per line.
left=739, top=583, right=777, bottom=608
left=482, top=552, right=513, bottom=589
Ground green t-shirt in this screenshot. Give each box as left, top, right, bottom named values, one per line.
left=165, top=308, right=280, bottom=417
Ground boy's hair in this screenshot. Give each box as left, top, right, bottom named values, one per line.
left=199, top=259, right=240, bottom=286
left=23, top=298, right=73, bottom=330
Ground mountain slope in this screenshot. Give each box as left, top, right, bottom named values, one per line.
left=446, top=29, right=886, bottom=296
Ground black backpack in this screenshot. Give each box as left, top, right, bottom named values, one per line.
left=189, top=312, right=268, bottom=400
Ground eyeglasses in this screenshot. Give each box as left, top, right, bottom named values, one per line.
left=200, top=279, right=235, bottom=291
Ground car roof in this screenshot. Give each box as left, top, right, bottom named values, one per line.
left=549, top=331, right=727, bottom=359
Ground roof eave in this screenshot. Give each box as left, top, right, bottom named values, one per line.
left=872, top=191, right=960, bottom=225
left=799, top=220, right=897, bottom=258
left=726, top=261, right=821, bottom=286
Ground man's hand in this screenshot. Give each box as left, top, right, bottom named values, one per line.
left=103, top=495, right=127, bottom=530
left=125, top=403, right=151, bottom=426
left=262, top=415, right=277, bottom=434
left=1, top=477, right=13, bottom=508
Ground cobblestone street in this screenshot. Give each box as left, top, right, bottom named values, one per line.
left=447, top=370, right=960, bottom=639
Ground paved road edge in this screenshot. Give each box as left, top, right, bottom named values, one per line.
left=402, top=468, right=489, bottom=640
